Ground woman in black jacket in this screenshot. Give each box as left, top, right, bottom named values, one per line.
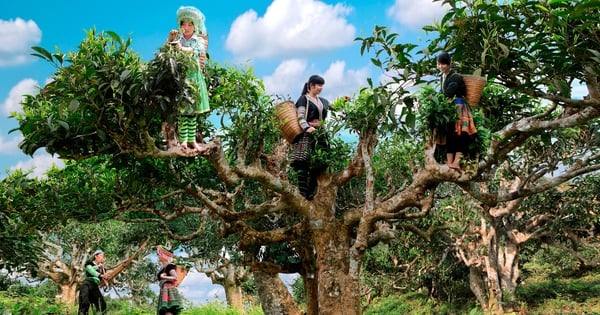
left=156, top=246, right=183, bottom=315
left=436, top=52, right=476, bottom=170
left=292, top=75, right=330, bottom=200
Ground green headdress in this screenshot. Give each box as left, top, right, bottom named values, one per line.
left=176, top=6, right=207, bottom=35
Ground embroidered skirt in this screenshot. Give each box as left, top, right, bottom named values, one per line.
left=181, top=69, right=210, bottom=115
left=157, top=283, right=183, bottom=315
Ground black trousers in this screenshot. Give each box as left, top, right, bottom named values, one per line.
left=297, top=167, right=320, bottom=200
left=293, top=132, right=329, bottom=200
left=78, top=281, right=106, bottom=314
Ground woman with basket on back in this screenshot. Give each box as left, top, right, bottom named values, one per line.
left=291, top=75, right=331, bottom=200
left=156, top=246, right=184, bottom=315
left=436, top=52, right=477, bottom=170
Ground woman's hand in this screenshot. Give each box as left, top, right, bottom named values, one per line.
left=168, top=29, right=178, bottom=42
left=307, top=119, right=321, bottom=133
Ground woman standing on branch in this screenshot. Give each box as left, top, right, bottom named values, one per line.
left=291, top=75, right=331, bottom=200
left=164, top=6, right=210, bottom=154
left=436, top=51, right=476, bottom=170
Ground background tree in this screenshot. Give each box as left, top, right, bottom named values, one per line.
left=35, top=220, right=151, bottom=305
left=0, top=170, right=44, bottom=274
left=180, top=219, right=251, bottom=312
left=418, top=1, right=600, bottom=311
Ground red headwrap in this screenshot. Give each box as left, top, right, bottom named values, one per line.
left=157, top=245, right=174, bottom=261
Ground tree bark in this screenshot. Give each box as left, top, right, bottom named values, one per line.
left=38, top=254, right=83, bottom=305
left=313, top=251, right=362, bottom=314
left=309, top=211, right=362, bottom=314
left=468, top=267, right=488, bottom=308
left=223, top=263, right=244, bottom=311
left=303, top=274, right=319, bottom=315
left=58, top=283, right=79, bottom=305
left=462, top=215, right=522, bottom=313
left=254, top=270, right=302, bottom=315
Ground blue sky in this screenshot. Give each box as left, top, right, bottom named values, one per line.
left=1, top=0, right=449, bottom=305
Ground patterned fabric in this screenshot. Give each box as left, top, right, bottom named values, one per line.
left=292, top=96, right=330, bottom=200
left=157, top=263, right=183, bottom=315
left=295, top=95, right=329, bottom=131
left=176, top=6, right=207, bottom=35
left=157, top=284, right=183, bottom=315
left=437, top=73, right=476, bottom=147
left=176, top=34, right=210, bottom=115
left=178, top=115, right=197, bottom=143
left=456, top=116, right=477, bottom=135
left=157, top=245, right=173, bottom=260
left=83, top=261, right=105, bottom=285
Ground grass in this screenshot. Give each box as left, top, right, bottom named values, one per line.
left=364, top=272, right=600, bottom=315
left=0, top=295, right=264, bottom=315
left=3, top=273, right=600, bottom=314
left=516, top=273, right=600, bottom=315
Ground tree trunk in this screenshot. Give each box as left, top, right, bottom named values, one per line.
left=491, top=230, right=520, bottom=312
left=466, top=217, right=522, bottom=313
left=483, top=226, right=503, bottom=313
left=254, top=270, right=302, bottom=315
left=58, top=283, right=79, bottom=305
left=223, top=263, right=244, bottom=312
left=303, top=274, right=319, bottom=315
left=468, top=267, right=488, bottom=308
left=309, top=217, right=362, bottom=314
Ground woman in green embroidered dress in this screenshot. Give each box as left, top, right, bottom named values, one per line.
left=165, top=6, right=210, bottom=154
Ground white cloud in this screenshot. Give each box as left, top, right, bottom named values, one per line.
left=226, top=0, right=355, bottom=59
left=263, top=59, right=309, bottom=98
left=572, top=82, right=587, bottom=99
left=177, top=270, right=225, bottom=305
left=263, top=59, right=369, bottom=102
left=0, top=135, right=22, bottom=156
left=3, top=78, right=39, bottom=115
left=10, top=152, right=65, bottom=179
left=321, top=60, right=369, bottom=100
left=0, top=18, right=42, bottom=67
left=387, top=0, right=448, bottom=29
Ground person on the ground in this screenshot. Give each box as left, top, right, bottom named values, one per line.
left=78, top=249, right=109, bottom=315
left=156, top=245, right=183, bottom=315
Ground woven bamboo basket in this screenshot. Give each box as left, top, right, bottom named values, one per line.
left=462, top=75, right=486, bottom=106
left=175, top=265, right=189, bottom=287
left=274, top=101, right=302, bottom=144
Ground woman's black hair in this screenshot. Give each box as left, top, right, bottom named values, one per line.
left=301, top=75, right=325, bottom=95
left=436, top=51, right=452, bottom=65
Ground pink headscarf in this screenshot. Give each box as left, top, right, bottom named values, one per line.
left=157, top=245, right=174, bottom=262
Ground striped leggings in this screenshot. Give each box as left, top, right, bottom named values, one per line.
left=178, top=115, right=197, bottom=143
